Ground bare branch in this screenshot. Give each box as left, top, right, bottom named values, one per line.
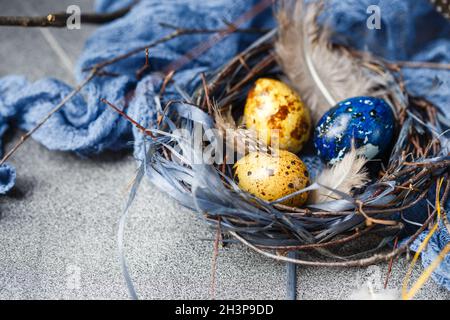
left=0, top=69, right=97, bottom=165
left=0, top=2, right=136, bottom=27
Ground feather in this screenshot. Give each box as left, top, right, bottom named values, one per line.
left=349, top=283, right=399, bottom=300
left=213, top=104, right=274, bottom=157
left=309, top=147, right=369, bottom=204
left=275, top=0, right=393, bottom=123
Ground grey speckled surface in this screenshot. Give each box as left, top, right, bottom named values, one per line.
left=0, top=0, right=449, bottom=300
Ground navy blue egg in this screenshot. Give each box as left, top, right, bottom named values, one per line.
left=314, top=97, right=395, bottom=164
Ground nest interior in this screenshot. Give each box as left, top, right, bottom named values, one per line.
left=144, top=30, right=450, bottom=267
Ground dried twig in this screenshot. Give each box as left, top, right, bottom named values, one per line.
left=0, top=2, right=137, bottom=27
left=229, top=204, right=440, bottom=268
left=352, top=49, right=450, bottom=71
left=83, top=29, right=196, bottom=72
left=357, top=201, right=399, bottom=227
left=100, top=98, right=154, bottom=138
left=384, top=237, right=399, bottom=289
left=201, top=73, right=213, bottom=114
left=159, top=70, right=175, bottom=97
left=136, top=47, right=150, bottom=80
left=83, top=26, right=271, bottom=73
left=0, top=69, right=97, bottom=165
left=256, top=225, right=375, bottom=251
left=159, top=22, right=270, bottom=35
left=394, top=60, right=450, bottom=71
left=1, top=20, right=222, bottom=164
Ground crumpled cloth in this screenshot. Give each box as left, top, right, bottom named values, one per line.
left=410, top=222, right=450, bottom=290
left=0, top=0, right=274, bottom=190
left=0, top=0, right=449, bottom=290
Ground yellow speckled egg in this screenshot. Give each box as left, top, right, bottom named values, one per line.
left=244, top=78, right=311, bottom=153
left=234, top=150, right=310, bottom=207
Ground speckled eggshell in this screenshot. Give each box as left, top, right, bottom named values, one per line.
left=244, top=78, right=311, bottom=153
left=234, top=150, right=310, bottom=207
left=314, top=96, right=395, bottom=164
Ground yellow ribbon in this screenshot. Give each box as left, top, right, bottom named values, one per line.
left=402, top=178, right=448, bottom=300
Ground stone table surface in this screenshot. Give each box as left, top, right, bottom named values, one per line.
left=0, top=0, right=448, bottom=300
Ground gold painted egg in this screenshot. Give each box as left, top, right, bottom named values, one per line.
left=234, top=150, right=310, bottom=207
left=244, top=78, right=311, bottom=153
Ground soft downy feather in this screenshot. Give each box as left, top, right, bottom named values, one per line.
left=213, top=104, right=274, bottom=159
left=275, top=0, right=392, bottom=123
left=309, top=147, right=369, bottom=204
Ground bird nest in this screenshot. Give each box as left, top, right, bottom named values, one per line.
left=143, top=10, right=449, bottom=267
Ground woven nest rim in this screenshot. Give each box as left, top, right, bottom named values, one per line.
left=147, top=29, right=450, bottom=267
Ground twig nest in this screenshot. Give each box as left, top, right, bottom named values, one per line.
left=233, top=150, right=310, bottom=206
left=244, top=78, right=311, bottom=153
left=314, top=97, right=395, bottom=164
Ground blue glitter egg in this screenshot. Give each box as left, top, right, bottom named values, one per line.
left=314, top=97, right=395, bottom=164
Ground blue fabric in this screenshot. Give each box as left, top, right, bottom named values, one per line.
left=0, top=0, right=274, bottom=193
left=325, top=0, right=450, bottom=124
left=410, top=222, right=450, bottom=290
left=0, top=0, right=448, bottom=289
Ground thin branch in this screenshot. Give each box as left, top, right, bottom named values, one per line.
left=100, top=98, right=154, bottom=138
left=229, top=206, right=437, bottom=268
left=0, top=1, right=270, bottom=165
left=0, top=2, right=137, bottom=27
left=357, top=201, right=399, bottom=227
left=352, top=49, right=450, bottom=71
left=256, top=225, right=375, bottom=251
left=0, top=69, right=97, bottom=166
left=159, top=22, right=271, bottom=34
left=384, top=237, right=398, bottom=289
left=394, top=60, right=450, bottom=71
left=82, top=28, right=203, bottom=71
left=159, top=70, right=175, bottom=97
left=83, top=26, right=270, bottom=72
left=135, top=47, right=150, bottom=80
left=201, top=73, right=213, bottom=114
left=230, top=176, right=450, bottom=267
